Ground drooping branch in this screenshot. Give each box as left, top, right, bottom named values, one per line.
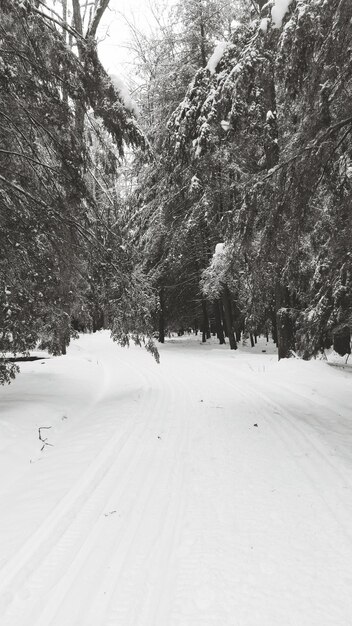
left=0, top=149, right=59, bottom=172
left=0, top=173, right=49, bottom=206
left=31, top=6, right=84, bottom=44
left=22, top=1, right=146, bottom=153
left=263, top=115, right=352, bottom=180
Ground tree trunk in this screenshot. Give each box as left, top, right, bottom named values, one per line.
left=250, top=333, right=255, bottom=348
left=214, top=300, right=225, bottom=344
left=333, top=326, right=351, bottom=356
left=271, top=308, right=278, bottom=345
left=222, top=287, right=237, bottom=350
left=276, top=284, right=295, bottom=359
left=201, top=298, right=209, bottom=343
left=233, top=301, right=242, bottom=345
left=220, top=301, right=228, bottom=337
left=199, top=18, right=207, bottom=68
left=276, top=308, right=294, bottom=359
left=158, top=288, right=165, bottom=343
left=92, top=308, right=104, bottom=332
left=333, top=266, right=351, bottom=356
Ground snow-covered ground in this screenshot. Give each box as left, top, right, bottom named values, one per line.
left=0, top=331, right=352, bottom=626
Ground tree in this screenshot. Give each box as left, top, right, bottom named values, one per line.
left=0, top=0, right=156, bottom=383
left=165, top=0, right=352, bottom=358
left=123, top=0, right=250, bottom=343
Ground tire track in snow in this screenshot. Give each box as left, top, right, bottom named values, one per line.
left=206, top=359, right=352, bottom=544
left=159, top=357, right=241, bottom=626
left=143, top=376, right=192, bottom=626
left=2, top=341, right=351, bottom=625
left=157, top=353, right=352, bottom=625
left=95, top=368, right=192, bottom=626
left=36, top=363, right=176, bottom=626
left=0, top=353, right=162, bottom=624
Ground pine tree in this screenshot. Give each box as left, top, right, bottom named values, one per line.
left=166, top=0, right=352, bottom=358
left=0, top=0, right=155, bottom=382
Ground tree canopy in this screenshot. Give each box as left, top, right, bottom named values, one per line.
left=127, top=0, right=352, bottom=358
left=0, top=0, right=154, bottom=382
left=1, top=0, right=351, bottom=383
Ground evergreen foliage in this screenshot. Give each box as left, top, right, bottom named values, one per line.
left=133, top=0, right=352, bottom=357
left=0, top=0, right=155, bottom=383
left=1, top=0, right=351, bottom=381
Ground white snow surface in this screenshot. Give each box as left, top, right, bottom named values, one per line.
left=0, top=331, right=352, bottom=625
left=271, top=0, right=293, bottom=28
left=206, top=42, right=228, bottom=75
left=110, top=74, right=139, bottom=117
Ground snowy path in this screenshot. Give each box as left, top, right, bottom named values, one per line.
left=0, top=333, right=352, bottom=625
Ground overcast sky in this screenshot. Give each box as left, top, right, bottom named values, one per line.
left=97, top=0, right=162, bottom=83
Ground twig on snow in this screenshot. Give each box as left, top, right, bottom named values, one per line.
left=38, top=426, right=53, bottom=451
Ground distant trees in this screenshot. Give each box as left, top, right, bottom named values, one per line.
left=123, top=0, right=247, bottom=344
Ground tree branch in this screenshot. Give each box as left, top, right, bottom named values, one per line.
left=0, top=149, right=58, bottom=172
left=0, top=173, right=48, bottom=206
left=263, top=115, right=352, bottom=180
left=87, top=0, right=110, bottom=40
left=30, top=6, right=85, bottom=44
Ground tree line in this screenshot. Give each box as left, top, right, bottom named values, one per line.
left=128, top=0, right=352, bottom=359
left=1, top=0, right=351, bottom=383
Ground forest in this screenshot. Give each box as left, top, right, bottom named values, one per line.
left=1, top=0, right=351, bottom=383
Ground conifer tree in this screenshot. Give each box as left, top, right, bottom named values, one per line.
left=0, top=0, right=155, bottom=382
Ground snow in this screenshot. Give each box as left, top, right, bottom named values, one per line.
left=259, top=17, right=269, bottom=33
left=271, top=0, right=293, bottom=28
left=206, top=41, right=228, bottom=75
left=189, top=174, right=202, bottom=193
left=266, top=109, right=275, bottom=121
left=220, top=119, right=231, bottom=131
left=0, top=331, right=352, bottom=625
left=230, top=19, right=242, bottom=31
left=110, top=74, right=140, bottom=117
left=195, top=142, right=202, bottom=158
left=214, top=242, right=225, bottom=255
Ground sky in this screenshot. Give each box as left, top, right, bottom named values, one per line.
left=97, top=0, right=166, bottom=83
